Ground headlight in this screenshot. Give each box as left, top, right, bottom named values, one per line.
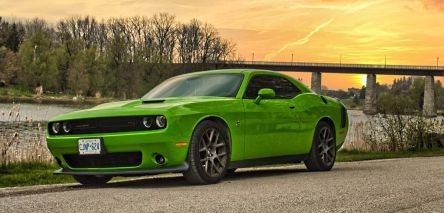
left=155, top=116, right=167, bottom=128
left=62, top=122, right=71, bottom=133
left=142, top=117, right=153, bottom=128
left=51, top=122, right=61, bottom=134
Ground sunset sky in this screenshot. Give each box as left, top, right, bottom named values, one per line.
left=1, top=0, right=443, bottom=89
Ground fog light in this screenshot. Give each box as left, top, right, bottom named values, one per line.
left=154, top=154, right=166, bottom=165
left=155, top=116, right=166, bottom=128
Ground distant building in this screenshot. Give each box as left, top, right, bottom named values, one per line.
left=347, top=87, right=361, bottom=96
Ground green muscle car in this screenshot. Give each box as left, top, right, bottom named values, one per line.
left=46, top=69, right=348, bottom=185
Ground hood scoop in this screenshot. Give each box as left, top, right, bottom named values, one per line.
left=142, top=99, right=165, bottom=104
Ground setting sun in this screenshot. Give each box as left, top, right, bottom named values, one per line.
left=359, top=75, right=367, bottom=87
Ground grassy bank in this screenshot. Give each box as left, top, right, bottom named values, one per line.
left=0, top=95, right=114, bottom=106
left=1, top=149, right=444, bottom=188
left=0, top=162, right=74, bottom=188
left=336, top=149, right=444, bottom=162
left=0, top=86, right=118, bottom=106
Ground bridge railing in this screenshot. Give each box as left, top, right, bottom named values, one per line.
left=221, top=60, right=442, bottom=70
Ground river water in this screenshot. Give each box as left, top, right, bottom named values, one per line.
left=0, top=103, right=82, bottom=122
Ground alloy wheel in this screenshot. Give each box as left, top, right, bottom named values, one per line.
left=317, top=126, right=336, bottom=166
left=198, top=128, right=228, bottom=177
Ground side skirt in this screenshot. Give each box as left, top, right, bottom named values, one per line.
left=229, top=154, right=308, bottom=169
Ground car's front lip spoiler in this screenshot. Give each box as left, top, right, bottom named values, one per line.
left=54, top=163, right=189, bottom=176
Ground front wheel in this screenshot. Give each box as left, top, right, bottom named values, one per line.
left=183, top=120, right=230, bottom=184
left=304, top=121, right=336, bottom=171
left=73, top=175, right=112, bottom=186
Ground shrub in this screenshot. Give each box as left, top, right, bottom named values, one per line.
left=361, top=94, right=444, bottom=151
left=0, top=103, right=52, bottom=165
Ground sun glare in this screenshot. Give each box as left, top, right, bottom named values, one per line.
left=359, top=75, right=367, bottom=86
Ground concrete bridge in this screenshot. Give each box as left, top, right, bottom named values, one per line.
left=203, top=61, right=444, bottom=116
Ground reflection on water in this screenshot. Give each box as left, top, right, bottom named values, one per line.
left=0, top=103, right=83, bottom=163
left=347, top=110, right=369, bottom=122
left=0, top=103, right=81, bottom=121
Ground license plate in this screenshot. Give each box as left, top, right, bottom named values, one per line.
left=78, top=138, right=101, bottom=155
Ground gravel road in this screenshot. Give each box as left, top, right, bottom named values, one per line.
left=1, top=157, right=443, bottom=212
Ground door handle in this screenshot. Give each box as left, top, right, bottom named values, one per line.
left=289, top=104, right=296, bottom=109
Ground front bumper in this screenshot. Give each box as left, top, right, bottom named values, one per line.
left=54, top=163, right=189, bottom=176
left=47, top=129, right=190, bottom=175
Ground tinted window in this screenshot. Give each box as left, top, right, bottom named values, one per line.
left=143, top=73, right=244, bottom=99
left=244, top=75, right=301, bottom=99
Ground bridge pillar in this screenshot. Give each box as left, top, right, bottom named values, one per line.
left=364, top=73, right=377, bottom=115
left=311, top=72, right=322, bottom=94
left=423, top=76, right=436, bottom=117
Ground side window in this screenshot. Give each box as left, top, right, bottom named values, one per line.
left=244, top=75, right=274, bottom=99
left=244, top=75, right=301, bottom=99
left=274, top=76, right=301, bottom=99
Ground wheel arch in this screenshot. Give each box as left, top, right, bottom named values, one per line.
left=316, top=116, right=337, bottom=144
left=189, top=115, right=233, bottom=154
left=199, top=116, right=230, bottom=129
left=318, top=117, right=336, bottom=134
left=192, top=115, right=231, bottom=135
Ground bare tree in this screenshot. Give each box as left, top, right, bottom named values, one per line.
left=151, top=13, right=176, bottom=63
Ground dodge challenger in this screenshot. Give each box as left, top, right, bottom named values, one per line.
left=46, top=69, right=348, bottom=185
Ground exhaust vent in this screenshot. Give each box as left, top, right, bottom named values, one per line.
left=142, top=100, right=165, bottom=104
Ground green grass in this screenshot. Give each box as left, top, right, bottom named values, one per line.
left=0, top=85, right=34, bottom=97
left=1, top=149, right=443, bottom=188
left=0, top=162, right=75, bottom=188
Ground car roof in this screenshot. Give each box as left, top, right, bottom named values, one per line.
left=171, top=69, right=313, bottom=94
left=188, top=69, right=280, bottom=75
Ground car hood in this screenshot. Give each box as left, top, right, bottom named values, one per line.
left=49, top=96, right=234, bottom=121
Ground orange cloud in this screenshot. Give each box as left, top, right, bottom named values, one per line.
left=422, top=0, right=444, bottom=11
left=264, top=18, right=335, bottom=60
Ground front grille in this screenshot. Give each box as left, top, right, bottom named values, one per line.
left=68, top=116, right=145, bottom=134
left=48, top=115, right=165, bottom=135
left=64, top=152, right=142, bottom=168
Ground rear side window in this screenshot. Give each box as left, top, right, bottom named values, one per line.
left=244, top=75, right=301, bottom=99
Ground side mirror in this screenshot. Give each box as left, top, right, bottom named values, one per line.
left=254, top=88, right=275, bottom=104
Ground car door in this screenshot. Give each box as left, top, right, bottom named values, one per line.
left=242, top=74, right=302, bottom=159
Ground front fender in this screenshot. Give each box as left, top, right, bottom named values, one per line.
left=166, top=100, right=245, bottom=161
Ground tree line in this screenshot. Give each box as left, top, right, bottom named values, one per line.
left=0, top=14, right=236, bottom=98
left=377, top=77, right=444, bottom=111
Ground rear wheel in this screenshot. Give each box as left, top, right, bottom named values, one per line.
left=73, top=175, right=112, bottom=186
left=183, top=120, right=230, bottom=184
left=304, top=121, right=336, bottom=171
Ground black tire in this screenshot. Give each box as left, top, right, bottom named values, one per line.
left=183, top=120, right=231, bottom=184
left=304, top=121, right=336, bottom=171
left=225, top=168, right=237, bottom=176
left=73, top=175, right=112, bottom=186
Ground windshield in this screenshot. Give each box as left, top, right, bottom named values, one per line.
left=142, top=73, right=244, bottom=99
